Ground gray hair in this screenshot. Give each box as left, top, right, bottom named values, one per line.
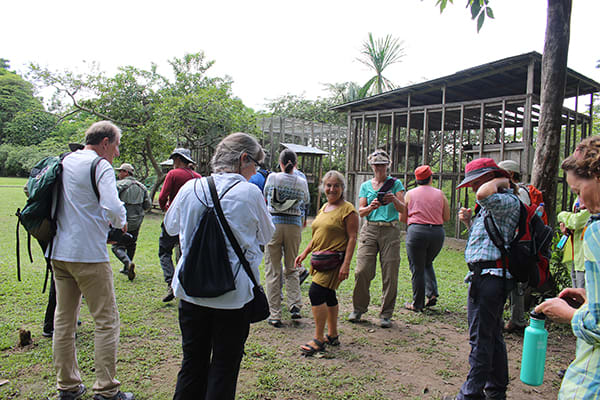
left=85, top=121, right=121, bottom=145
left=211, top=132, right=264, bottom=173
left=321, top=170, right=346, bottom=199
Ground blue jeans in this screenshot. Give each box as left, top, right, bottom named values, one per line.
left=458, top=273, right=511, bottom=400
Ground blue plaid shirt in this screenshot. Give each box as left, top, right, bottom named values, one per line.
left=560, top=216, right=600, bottom=399
left=464, top=191, right=520, bottom=280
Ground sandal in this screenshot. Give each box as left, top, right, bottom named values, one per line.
left=404, top=302, right=423, bottom=312
left=300, top=338, right=326, bottom=356
left=325, top=334, right=340, bottom=346
left=425, top=296, right=438, bottom=308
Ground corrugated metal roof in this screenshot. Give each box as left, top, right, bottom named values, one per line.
left=281, top=143, right=329, bottom=155
left=331, top=51, right=600, bottom=113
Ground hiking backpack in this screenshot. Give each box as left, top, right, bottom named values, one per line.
left=15, top=153, right=103, bottom=292
left=483, top=199, right=553, bottom=289
left=519, top=183, right=548, bottom=224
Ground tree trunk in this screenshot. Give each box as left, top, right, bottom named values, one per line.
left=531, top=0, right=572, bottom=228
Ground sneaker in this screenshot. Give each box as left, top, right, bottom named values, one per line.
left=162, top=287, right=174, bottom=302
left=42, top=330, right=53, bottom=338
left=299, top=267, right=310, bottom=285
left=93, top=391, right=135, bottom=400
left=380, top=318, right=392, bottom=328
left=268, top=319, right=282, bottom=328
left=290, top=306, right=301, bottom=319
left=347, top=311, right=362, bottom=322
left=119, top=268, right=128, bottom=275
left=127, top=263, right=136, bottom=281
left=58, top=384, right=86, bottom=400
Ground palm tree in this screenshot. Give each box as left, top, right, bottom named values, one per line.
left=357, top=33, right=405, bottom=95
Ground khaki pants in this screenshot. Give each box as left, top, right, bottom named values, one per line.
left=52, top=260, right=121, bottom=397
left=352, top=223, right=401, bottom=319
left=265, top=224, right=302, bottom=320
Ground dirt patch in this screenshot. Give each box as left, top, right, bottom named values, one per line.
left=234, top=304, right=574, bottom=399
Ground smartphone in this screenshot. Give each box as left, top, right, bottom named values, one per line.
left=561, top=296, right=583, bottom=309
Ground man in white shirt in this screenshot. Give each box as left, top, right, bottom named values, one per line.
left=50, top=121, right=134, bottom=400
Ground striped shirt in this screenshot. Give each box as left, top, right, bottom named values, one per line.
left=559, top=216, right=600, bottom=399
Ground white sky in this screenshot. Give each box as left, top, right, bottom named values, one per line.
left=4, top=0, right=599, bottom=111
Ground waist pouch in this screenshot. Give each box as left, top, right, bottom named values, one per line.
left=310, top=251, right=345, bottom=272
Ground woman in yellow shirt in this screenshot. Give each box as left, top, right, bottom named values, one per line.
left=295, top=171, right=359, bottom=356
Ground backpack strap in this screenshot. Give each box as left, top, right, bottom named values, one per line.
left=379, top=177, right=397, bottom=193
left=207, top=176, right=258, bottom=287
left=90, top=156, right=104, bottom=201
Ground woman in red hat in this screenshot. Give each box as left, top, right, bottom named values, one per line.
left=402, top=165, right=450, bottom=311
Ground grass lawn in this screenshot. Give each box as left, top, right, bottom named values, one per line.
left=0, top=178, right=573, bottom=399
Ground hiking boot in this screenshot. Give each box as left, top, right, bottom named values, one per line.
left=58, top=384, right=86, bottom=400
left=93, top=391, right=135, bottom=400
left=380, top=318, right=392, bottom=328
left=127, top=263, right=136, bottom=281
left=299, top=267, right=310, bottom=285
left=347, top=311, right=362, bottom=322
left=290, top=306, right=301, bottom=319
left=268, top=319, right=282, bottom=328
left=162, top=287, right=174, bottom=302
left=119, top=268, right=128, bottom=275
left=42, top=330, right=53, bottom=338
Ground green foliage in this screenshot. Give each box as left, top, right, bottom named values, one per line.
left=357, top=33, right=405, bottom=95
left=0, top=70, right=45, bottom=143
left=435, top=0, right=494, bottom=32
left=3, top=108, right=57, bottom=146
left=263, top=94, right=345, bottom=125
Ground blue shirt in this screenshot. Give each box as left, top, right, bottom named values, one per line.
left=359, top=177, right=405, bottom=222
left=248, top=169, right=269, bottom=192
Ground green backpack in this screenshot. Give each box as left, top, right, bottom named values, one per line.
left=15, top=153, right=102, bottom=292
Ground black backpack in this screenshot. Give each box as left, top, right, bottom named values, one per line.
left=15, top=154, right=103, bottom=292
left=483, top=199, right=553, bottom=289
left=177, top=176, right=241, bottom=297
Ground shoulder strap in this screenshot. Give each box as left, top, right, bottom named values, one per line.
left=90, top=156, right=104, bottom=201
left=207, top=176, right=258, bottom=287
left=379, top=177, right=397, bottom=193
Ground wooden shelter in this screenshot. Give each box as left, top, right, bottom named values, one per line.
left=332, top=51, right=600, bottom=238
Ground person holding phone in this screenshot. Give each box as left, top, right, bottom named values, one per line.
left=536, top=136, right=600, bottom=399
left=348, top=149, right=405, bottom=328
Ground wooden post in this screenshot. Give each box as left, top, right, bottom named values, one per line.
left=404, top=94, right=412, bottom=184
left=439, top=85, right=446, bottom=189
left=523, top=58, right=535, bottom=182
left=390, top=112, right=396, bottom=173
left=500, top=99, right=506, bottom=161
left=478, top=102, right=485, bottom=159
left=456, top=104, right=465, bottom=239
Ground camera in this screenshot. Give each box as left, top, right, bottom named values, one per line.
left=107, top=228, right=135, bottom=246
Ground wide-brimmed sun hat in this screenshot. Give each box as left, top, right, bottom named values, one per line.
left=456, top=158, right=510, bottom=189
left=115, top=163, right=135, bottom=175
left=169, top=148, right=194, bottom=164
left=415, top=165, right=432, bottom=180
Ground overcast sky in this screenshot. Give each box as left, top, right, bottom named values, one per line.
left=4, top=0, right=599, bottom=111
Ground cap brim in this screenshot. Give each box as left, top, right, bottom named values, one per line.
left=456, top=170, right=508, bottom=189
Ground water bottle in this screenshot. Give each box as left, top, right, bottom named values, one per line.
left=556, top=232, right=571, bottom=250
left=520, top=311, right=548, bottom=386
left=535, top=203, right=545, bottom=218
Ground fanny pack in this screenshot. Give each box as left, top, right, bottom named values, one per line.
left=310, top=251, right=345, bottom=272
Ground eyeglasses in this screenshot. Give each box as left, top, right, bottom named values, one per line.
left=246, top=154, right=262, bottom=172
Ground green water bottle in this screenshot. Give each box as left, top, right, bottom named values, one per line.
left=520, top=311, right=548, bottom=386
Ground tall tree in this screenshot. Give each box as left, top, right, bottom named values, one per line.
left=438, top=0, right=574, bottom=226
left=357, top=33, right=405, bottom=95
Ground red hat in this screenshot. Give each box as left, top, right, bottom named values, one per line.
left=415, top=165, right=432, bottom=181
left=456, top=158, right=510, bottom=189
